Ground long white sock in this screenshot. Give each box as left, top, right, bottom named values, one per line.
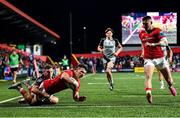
left=111, top=78, right=114, bottom=85
left=160, top=80, right=164, bottom=86
left=146, top=90, right=151, bottom=94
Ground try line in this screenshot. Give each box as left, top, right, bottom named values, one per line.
left=0, top=104, right=173, bottom=109
left=0, top=96, right=22, bottom=104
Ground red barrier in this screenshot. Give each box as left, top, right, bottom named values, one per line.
left=0, top=44, right=48, bottom=62
left=74, top=47, right=180, bottom=58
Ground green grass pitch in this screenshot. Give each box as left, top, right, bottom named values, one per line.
left=0, top=72, right=180, bottom=117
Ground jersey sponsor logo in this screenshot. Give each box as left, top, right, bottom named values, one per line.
left=104, top=46, right=114, bottom=48
left=142, top=37, right=155, bottom=41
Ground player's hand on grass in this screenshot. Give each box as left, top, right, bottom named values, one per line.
left=78, top=96, right=86, bottom=102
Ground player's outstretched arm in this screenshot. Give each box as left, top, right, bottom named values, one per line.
left=73, top=90, right=86, bottom=102
left=61, top=72, right=86, bottom=102
left=61, top=72, right=79, bottom=90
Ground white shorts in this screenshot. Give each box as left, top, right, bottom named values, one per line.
left=102, top=57, right=116, bottom=64
left=144, top=57, right=169, bottom=70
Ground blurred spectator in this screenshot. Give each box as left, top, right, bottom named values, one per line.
left=8, top=49, right=23, bottom=84
left=53, top=62, right=61, bottom=77
left=61, top=55, right=69, bottom=70
left=76, top=53, right=180, bottom=73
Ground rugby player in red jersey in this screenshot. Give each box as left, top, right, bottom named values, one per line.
left=9, top=64, right=87, bottom=105
left=8, top=65, right=53, bottom=105
left=37, top=64, right=87, bottom=104
left=139, top=16, right=176, bottom=104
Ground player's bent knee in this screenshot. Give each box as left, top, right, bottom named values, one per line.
left=145, top=74, right=153, bottom=80
left=50, top=95, right=59, bottom=104
left=106, top=68, right=111, bottom=73
left=24, top=93, right=33, bottom=103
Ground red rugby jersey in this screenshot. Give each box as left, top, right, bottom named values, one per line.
left=139, top=27, right=165, bottom=59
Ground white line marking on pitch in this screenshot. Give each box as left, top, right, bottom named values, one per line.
left=0, top=105, right=173, bottom=109
left=0, top=80, right=7, bottom=82
left=88, top=83, right=109, bottom=85
left=0, top=96, right=22, bottom=104
left=82, top=73, right=95, bottom=79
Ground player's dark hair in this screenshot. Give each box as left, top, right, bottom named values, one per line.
left=75, top=64, right=87, bottom=71
left=105, top=28, right=113, bottom=33
left=142, top=16, right=152, bottom=21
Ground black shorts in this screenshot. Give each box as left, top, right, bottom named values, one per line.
left=27, top=67, right=34, bottom=77
left=32, top=96, right=51, bottom=106
left=10, top=67, right=18, bottom=73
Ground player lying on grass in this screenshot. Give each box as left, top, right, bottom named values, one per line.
left=9, top=64, right=87, bottom=105
left=9, top=65, right=53, bottom=105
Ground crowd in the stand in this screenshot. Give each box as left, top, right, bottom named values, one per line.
left=77, top=53, right=180, bottom=73
left=0, top=49, right=61, bottom=79
left=1, top=48, right=180, bottom=79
